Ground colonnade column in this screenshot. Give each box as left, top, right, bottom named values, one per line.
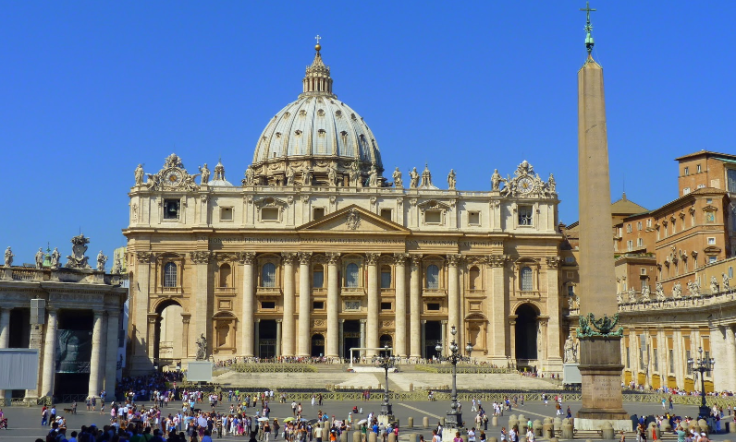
left=447, top=255, right=460, bottom=345
left=359, top=320, right=366, bottom=358
left=88, top=311, right=105, bottom=399
left=240, top=252, right=256, bottom=357
left=281, top=253, right=297, bottom=356
left=394, top=255, right=408, bottom=358
left=726, top=325, right=736, bottom=392
left=489, top=255, right=507, bottom=363
left=275, top=320, right=282, bottom=357
left=297, top=252, right=312, bottom=357
left=409, top=256, right=422, bottom=359
left=509, top=317, right=517, bottom=363
left=0, top=307, right=11, bottom=403
left=181, top=314, right=191, bottom=357
left=326, top=252, right=340, bottom=359
left=545, top=257, right=562, bottom=371
left=366, top=253, right=380, bottom=357
left=41, top=308, right=58, bottom=398
left=104, top=311, right=120, bottom=394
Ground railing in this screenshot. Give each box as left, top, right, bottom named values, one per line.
left=11, top=268, right=42, bottom=281
left=256, top=287, right=283, bottom=297
left=340, top=287, right=366, bottom=297
left=422, top=289, right=447, bottom=298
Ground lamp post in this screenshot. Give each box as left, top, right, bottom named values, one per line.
left=435, top=325, right=473, bottom=429
left=377, top=345, right=396, bottom=418
left=687, top=347, right=715, bottom=419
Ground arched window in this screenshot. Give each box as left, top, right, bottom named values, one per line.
left=346, top=263, right=359, bottom=288
left=164, top=262, right=177, bottom=287
left=426, top=265, right=439, bottom=289
left=313, top=264, right=324, bottom=288
left=380, top=265, right=392, bottom=289
left=219, top=264, right=231, bottom=288
left=469, top=266, right=480, bottom=290
left=262, top=263, right=276, bottom=288
left=520, top=266, right=533, bottom=292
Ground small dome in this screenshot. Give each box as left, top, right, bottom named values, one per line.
left=208, top=159, right=234, bottom=187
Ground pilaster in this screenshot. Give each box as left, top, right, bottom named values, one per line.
left=409, top=255, right=422, bottom=359
left=326, top=252, right=340, bottom=358
left=366, top=253, right=380, bottom=357
left=239, top=252, right=256, bottom=357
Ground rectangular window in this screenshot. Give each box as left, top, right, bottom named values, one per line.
left=518, top=206, right=533, bottom=226
left=627, top=224, right=632, bottom=233
left=427, top=303, right=441, bottom=311
left=164, top=199, right=180, bottom=220
left=640, top=268, right=647, bottom=276
left=708, top=237, right=716, bottom=245
left=313, top=208, right=325, bottom=221
left=468, top=211, right=481, bottom=225
left=637, top=238, right=643, bottom=247
left=261, top=301, right=275, bottom=309
left=380, top=269, right=391, bottom=289
left=380, top=302, right=392, bottom=310
left=261, top=207, right=279, bottom=221
left=637, top=222, right=642, bottom=231
left=380, top=209, right=392, bottom=221
left=647, top=219, right=652, bottom=228
left=684, top=167, right=689, bottom=176
left=313, top=269, right=324, bottom=288
left=312, top=301, right=324, bottom=310
left=697, top=164, right=702, bottom=173
left=425, top=211, right=442, bottom=224
left=709, top=256, right=717, bottom=264
left=220, top=207, right=233, bottom=221
left=627, top=240, right=633, bottom=251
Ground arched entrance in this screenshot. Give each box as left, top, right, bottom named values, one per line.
left=515, top=303, right=539, bottom=365
left=156, top=300, right=184, bottom=361
left=379, top=334, right=393, bottom=356
left=311, top=334, right=325, bottom=357
left=342, top=320, right=361, bottom=360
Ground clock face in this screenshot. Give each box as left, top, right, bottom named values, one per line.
left=518, top=177, right=534, bottom=193
left=164, top=169, right=183, bottom=186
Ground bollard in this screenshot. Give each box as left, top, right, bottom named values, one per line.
left=586, top=439, right=594, bottom=442
left=489, top=438, right=498, bottom=442
left=441, top=418, right=446, bottom=427
left=698, top=419, right=708, bottom=434
left=562, top=423, right=573, bottom=440
left=533, top=420, right=543, bottom=437
left=341, top=432, right=349, bottom=442
left=543, top=423, right=553, bottom=439
left=424, top=417, right=430, bottom=429
left=601, top=422, right=614, bottom=440
left=550, top=439, right=559, bottom=442
left=369, top=432, right=378, bottom=442
left=492, top=416, right=498, bottom=427
left=353, top=431, right=362, bottom=442
left=554, top=418, right=562, bottom=433
left=518, top=415, right=526, bottom=425
left=408, top=417, right=414, bottom=429
left=388, top=433, right=396, bottom=442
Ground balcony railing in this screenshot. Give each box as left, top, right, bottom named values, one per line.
left=256, top=287, right=283, bottom=297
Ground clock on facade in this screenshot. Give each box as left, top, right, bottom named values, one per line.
left=518, top=177, right=534, bottom=193
left=163, top=169, right=183, bottom=186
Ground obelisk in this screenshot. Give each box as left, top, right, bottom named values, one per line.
left=576, top=2, right=628, bottom=423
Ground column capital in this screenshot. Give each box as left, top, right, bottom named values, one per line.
left=136, top=251, right=155, bottom=264
left=446, top=254, right=462, bottom=266
left=299, top=252, right=313, bottom=265
left=93, top=311, right=105, bottom=319
left=238, top=252, right=256, bottom=265
left=281, top=252, right=298, bottom=264
left=359, top=319, right=367, bottom=324
left=325, top=252, right=340, bottom=265
left=410, top=255, right=423, bottom=267
left=275, top=319, right=283, bottom=323
left=365, top=253, right=380, bottom=265
left=488, top=254, right=508, bottom=267
left=190, top=251, right=212, bottom=264
left=147, top=313, right=159, bottom=323
left=545, top=256, right=561, bottom=268
left=393, top=253, right=409, bottom=265
left=181, top=313, right=191, bottom=324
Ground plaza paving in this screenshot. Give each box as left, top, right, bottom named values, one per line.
left=1, top=397, right=732, bottom=441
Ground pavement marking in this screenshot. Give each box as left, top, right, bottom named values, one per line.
left=395, top=403, right=443, bottom=419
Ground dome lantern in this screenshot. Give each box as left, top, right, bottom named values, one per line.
left=301, top=36, right=334, bottom=97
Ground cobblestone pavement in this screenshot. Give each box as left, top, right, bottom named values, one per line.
left=2, top=398, right=733, bottom=441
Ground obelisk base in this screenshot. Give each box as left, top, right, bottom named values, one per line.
left=577, top=336, right=628, bottom=420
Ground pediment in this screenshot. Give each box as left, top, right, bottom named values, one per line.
left=297, top=205, right=410, bottom=234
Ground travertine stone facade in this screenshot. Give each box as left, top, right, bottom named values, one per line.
left=124, top=45, right=567, bottom=375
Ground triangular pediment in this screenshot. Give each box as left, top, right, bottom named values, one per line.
left=297, top=205, right=410, bottom=234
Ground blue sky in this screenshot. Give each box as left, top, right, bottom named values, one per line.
left=2, top=1, right=735, bottom=265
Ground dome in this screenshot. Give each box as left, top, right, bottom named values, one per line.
left=248, top=44, right=384, bottom=187
left=207, top=159, right=234, bottom=187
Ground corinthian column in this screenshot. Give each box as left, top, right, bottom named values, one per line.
left=409, top=256, right=422, bottom=359
left=239, top=252, right=256, bottom=357
left=0, top=307, right=11, bottom=403
left=326, top=252, right=341, bottom=359
left=41, top=308, right=58, bottom=398
left=394, top=254, right=408, bottom=358
left=104, top=311, right=120, bottom=393
left=281, top=253, right=297, bottom=356
left=447, top=255, right=460, bottom=344
left=191, top=251, right=212, bottom=356
left=297, top=252, right=312, bottom=357
left=88, top=311, right=105, bottom=399
left=366, top=253, right=380, bottom=357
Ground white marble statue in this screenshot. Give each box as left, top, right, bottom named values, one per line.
left=673, top=282, right=682, bottom=298
left=547, top=173, right=556, bottom=193
left=616, top=292, right=623, bottom=304
left=724, top=273, right=731, bottom=291
left=285, top=166, right=295, bottom=185
left=420, top=164, right=433, bottom=188
left=50, top=248, right=61, bottom=269
left=409, top=167, right=419, bottom=189
left=393, top=167, right=403, bottom=188
left=640, top=284, right=651, bottom=302
left=687, top=280, right=700, bottom=297
left=199, top=163, right=210, bottom=184
left=491, top=169, right=502, bottom=191
left=302, top=167, right=313, bottom=186
left=96, top=250, right=108, bottom=272
left=628, top=287, right=637, bottom=303
left=349, top=162, right=360, bottom=187
left=368, top=165, right=379, bottom=187
left=244, top=166, right=255, bottom=186
left=134, top=164, right=144, bottom=185
left=710, top=276, right=720, bottom=294
left=196, top=333, right=208, bottom=360
left=447, top=169, right=456, bottom=190
left=35, top=248, right=45, bottom=269
left=4, top=247, right=14, bottom=267
left=655, top=282, right=666, bottom=301
left=112, top=255, right=122, bottom=274
left=564, top=336, right=577, bottom=363
left=327, top=166, right=337, bottom=186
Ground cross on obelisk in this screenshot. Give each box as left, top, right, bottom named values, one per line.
left=580, top=2, right=596, bottom=54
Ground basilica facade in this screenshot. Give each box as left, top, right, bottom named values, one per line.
left=124, top=44, right=567, bottom=375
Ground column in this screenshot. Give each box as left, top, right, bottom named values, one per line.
left=489, top=255, right=507, bottom=363
left=421, top=320, right=426, bottom=358
left=726, top=325, right=736, bottom=392
left=326, top=253, right=340, bottom=358
left=181, top=314, right=191, bottom=357
left=192, top=252, right=211, bottom=356
left=409, top=256, right=422, bottom=359
left=509, top=317, right=517, bottom=363
left=147, top=314, right=158, bottom=359
left=394, top=255, right=408, bottom=358
left=254, top=319, right=260, bottom=357
left=339, top=320, right=344, bottom=359
left=133, top=252, right=152, bottom=369
left=545, top=257, right=563, bottom=371
left=281, top=253, right=297, bottom=356
left=104, top=311, right=120, bottom=394
left=539, top=318, right=549, bottom=367
left=0, top=307, right=11, bottom=403
left=359, top=320, right=366, bottom=358
left=240, top=252, right=256, bottom=357
left=447, top=255, right=460, bottom=344
left=88, top=311, right=104, bottom=398
left=297, top=252, right=312, bottom=357
left=366, top=253, right=380, bottom=357
left=275, top=320, right=282, bottom=357
left=440, top=321, right=447, bottom=349
left=41, top=308, right=58, bottom=398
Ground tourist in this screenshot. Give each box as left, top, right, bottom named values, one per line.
left=468, top=427, right=476, bottom=442
left=431, top=430, right=441, bottom=442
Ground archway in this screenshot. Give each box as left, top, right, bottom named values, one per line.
left=515, top=304, right=539, bottom=363
left=156, top=300, right=184, bottom=361
left=258, top=320, right=277, bottom=359
left=311, top=334, right=325, bottom=357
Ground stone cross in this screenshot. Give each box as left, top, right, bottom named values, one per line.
left=315, top=35, right=321, bottom=45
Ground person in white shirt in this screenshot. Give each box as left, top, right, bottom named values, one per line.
left=468, top=428, right=476, bottom=442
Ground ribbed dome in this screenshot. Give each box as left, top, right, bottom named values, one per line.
left=248, top=44, right=384, bottom=187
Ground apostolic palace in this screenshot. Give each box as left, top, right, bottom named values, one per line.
left=123, top=43, right=568, bottom=375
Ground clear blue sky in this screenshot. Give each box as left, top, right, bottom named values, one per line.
left=2, top=1, right=735, bottom=265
